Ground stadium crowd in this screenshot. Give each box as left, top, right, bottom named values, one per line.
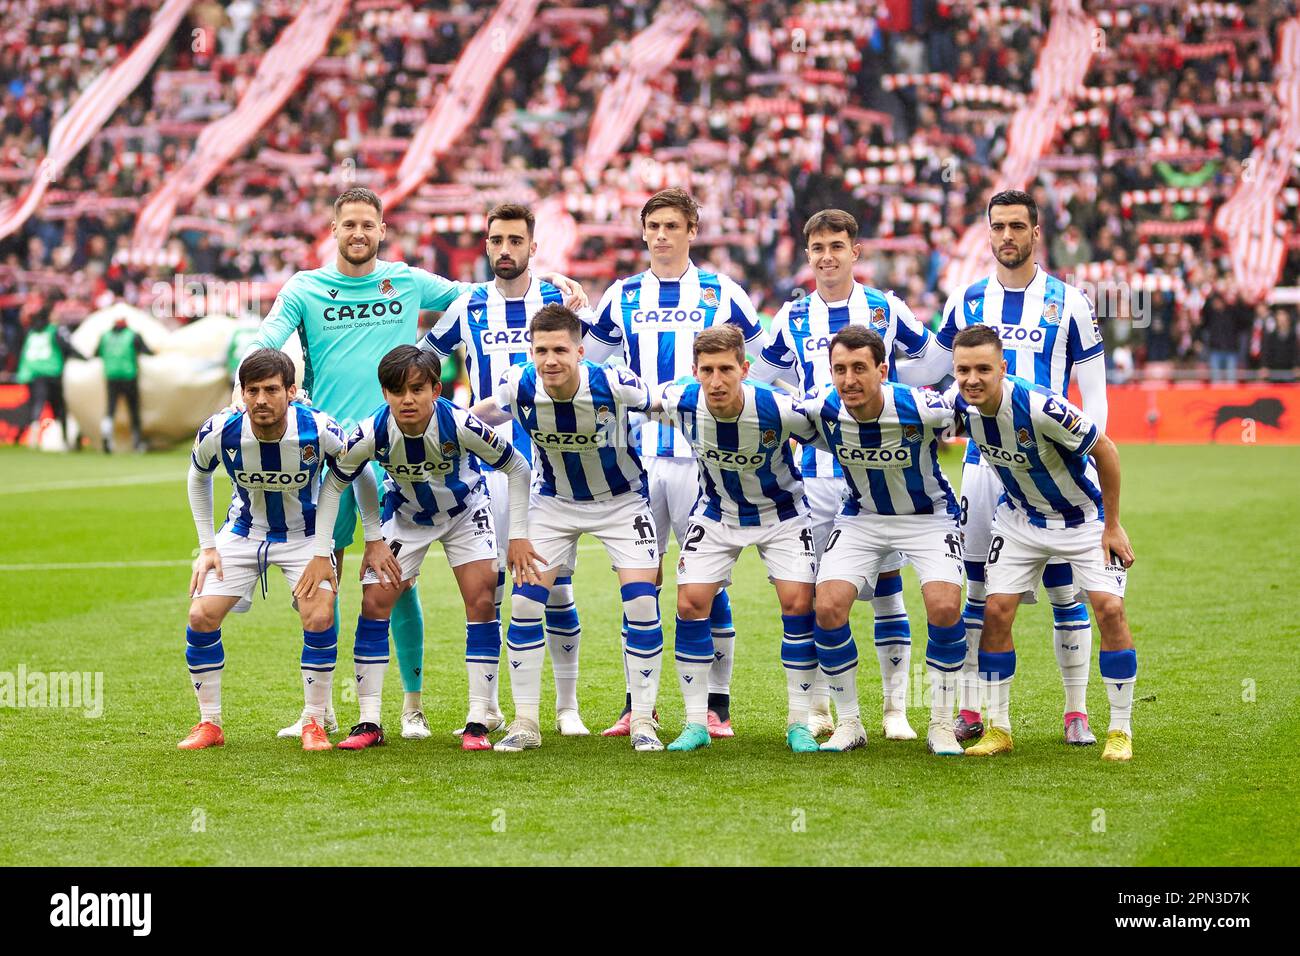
left=2, top=0, right=1299, bottom=386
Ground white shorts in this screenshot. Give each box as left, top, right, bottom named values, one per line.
left=676, top=513, right=818, bottom=587
left=962, top=455, right=1068, bottom=589
left=484, top=468, right=570, bottom=573
left=365, top=495, right=497, bottom=584
left=817, top=512, right=965, bottom=592
left=805, top=476, right=904, bottom=598
left=985, top=506, right=1129, bottom=599
left=529, top=492, right=660, bottom=575
left=198, top=527, right=334, bottom=599
left=646, top=457, right=699, bottom=551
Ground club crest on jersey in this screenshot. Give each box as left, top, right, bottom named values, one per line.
left=440, top=440, right=457, bottom=458
left=1016, top=427, right=1036, bottom=448
left=701, top=287, right=719, bottom=308
left=378, top=278, right=397, bottom=299
left=870, top=306, right=888, bottom=331
left=595, top=405, right=614, bottom=427
left=301, top=444, right=317, bottom=464
left=902, top=424, right=921, bottom=443
left=1041, top=302, right=1061, bottom=326
left=761, top=428, right=778, bottom=449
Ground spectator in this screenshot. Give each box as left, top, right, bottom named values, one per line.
left=1260, top=309, right=1298, bottom=383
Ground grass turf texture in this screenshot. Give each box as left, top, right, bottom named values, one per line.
left=0, top=443, right=1296, bottom=866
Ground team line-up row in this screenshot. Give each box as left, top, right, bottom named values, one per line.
left=175, top=187, right=1136, bottom=762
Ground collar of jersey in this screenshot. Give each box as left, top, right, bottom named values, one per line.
left=646, top=260, right=696, bottom=284
left=319, top=261, right=391, bottom=282
left=992, top=265, right=1042, bottom=295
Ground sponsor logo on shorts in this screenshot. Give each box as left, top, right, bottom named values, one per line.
left=975, top=442, right=1029, bottom=467
left=233, top=469, right=311, bottom=489
left=1103, top=562, right=1127, bottom=586
left=834, top=445, right=912, bottom=468
left=632, top=513, right=656, bottom=548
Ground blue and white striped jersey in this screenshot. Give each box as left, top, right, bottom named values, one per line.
left=751, top=283, right=936, bottom=479
left=331, top=398, right=522, bottom=527
left=658, top=380, right=816, bottom=528
left=192, top=402, right=347, bottom=542
left=801, top=383, right=958, bottom=519
left=583, top=262, right=763, bottom=459
left=952, top=376, right=1102, bottom=529
left=494, top=360, right=652, bottom=502
left=937, top=267, right=1104, bottom=465
left=418, top=276, right=565, bottom=465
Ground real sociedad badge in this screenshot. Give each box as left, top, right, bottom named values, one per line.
left=902, top=425, right=921, bottom=443
left=301, top=444, right=317, bottom=464
left=441, top=440, right=457, bottom=457
left=378, top=278, right=397, bottom=299
left=1041, top=302, right=1061, bottom=326
left=761, top=428, right=778, bottom=449
left=1016, top=427, right=1036, bottom=448
left=596, top=404, right=614, bottom=427
left=870, top=306, right=888, bottom=331
left=701, top=287, right=719, bottom=308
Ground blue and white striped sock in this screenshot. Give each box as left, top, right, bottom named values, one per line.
left=465, top=620, right=501, bottom=724
left=1099, top=648, right=1137, bottom=735
left=781, top=612, right=817, bottom=725
left=185, top=626, right=224, bottom=724
left=707, top=589, right=736, bottom=697
left=978, top=649, right=1016, bottom=732
left=545, top=576, right=581, bottom=712
left=872, top=574, right=911, bottom=712
left=674, top=616, right=713, bottom=725
left=1044, top=563, right=1092, bottom=717
left=622, top=582, right=663, bottom=719
left=301, top=624, right=337, bottom=720
left=959, top=561, right=987, bottom=717
left=814, top=622, right=860, bottom=720
left=353, top=616, right=391, bottom=725
left=506, top=584, right=548, bottom=724
left=924, top=621, right=966, bottom=721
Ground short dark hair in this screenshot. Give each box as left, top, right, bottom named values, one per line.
left=693, top=324, right=746, bottom=364
left=530, top=302, right=582, bottom=341
left=829, top=326, right=885, bottom=365
left=640, top=188, right=699, bottom=229
left=378, top=345, right=441, bottom=393
left=804, top=208, right=859, bottom=242
left=333, top=187, right=383, bottom=219
left=987, top=189, right=1037, bottom=227
left=952, top=324, right=1003, bottom=352
left=487, top=202, right=535, bottom=237
left=239, top=348, right=295, bottom=389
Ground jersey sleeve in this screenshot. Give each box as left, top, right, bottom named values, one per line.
left=750, top=302, right=795, bottom=382
left=657, top=381, right=684, bottom=420
left=330, top=418, right=377, bottom=481
left=778, top=393, right=819, bottom=444
left=609, top=365, right=652, bottom=412
left=411, top=267, right=473, bottom=312
left=251, top=275, right=307, bottom=352
left=583, top=283, right=625, bottom=356
left=1064, top=285, right=1105, bottom=363
left=420, top=292, right=468, bottom=356
left=493, top=365, right=522, bottom=414
left=935, top=288, right=965, bottom=352
left=888, top=291, right=933, bottom=357
left=454, top=406, right=517, bottom=471
left=722, top=277, right=763, bottom=344
left=1033, top=390, right=1099, bottom=456
left=914, top=386, right=957, bottom=436
left=316, top=412, right=349, bottom=461
left=191, top=413, right=223, bottom=473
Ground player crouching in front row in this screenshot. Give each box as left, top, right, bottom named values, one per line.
left=180, top=349, right=381, bottom=751
left=801, top=328, right=968, bottom=755
left=950, top=325, right=1137, bottom=761
left=298, top=345, right=539, bottom=752
left=654, top=325, right=823, bottom=753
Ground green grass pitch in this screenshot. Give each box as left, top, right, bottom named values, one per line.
left=1, top=443, right=1296, bottom=866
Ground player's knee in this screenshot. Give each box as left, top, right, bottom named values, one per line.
left=361, top=586, right=396, bottom=620
left=982, top=594, right=1017, bottom=630
left=464, top=591, right=496, bottom=622
left=300, top=602, right=334, bottom=632
left=927, top=597, right=962, bottom=629
left=188, top=602, right=223, bottom=632
left=778, top=589, right=814, bottom=617
left=1092, top=596, right=1128, bottom=635
left=814, top=598, right=850, bottom=630
left=676, top=590, right=713, bottom=620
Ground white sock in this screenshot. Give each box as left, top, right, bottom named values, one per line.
left=958, top=572, right=986, bottom=715
left=402, top=690, right=421, bottom=715
left=1105, top=677, right=1134, bottom=735
left=196, top=672, right=222, bottom=724
left=353, top=617, right=390, bottom=726
left=786, top=668, right=811, bottom=727
left=506, top=588, right=547, bottom=725
left=465, top=620, right=500, bottom=725
left=545, top=580, right=581, bottom=712
left=983, top=676, right=1012, bottom=732
left=930, top=670, right=958, bottom=724
left=1047, top=585, right=1092, bottom=716
left=675, top=616, right=712, bottom=726
left=303, top=671, right=332, bottom=721
left=810, top=668, right=832, bottom=715
left=623, top=585, right=663, bottom=719
left=876, top=642, right=910, bottom=713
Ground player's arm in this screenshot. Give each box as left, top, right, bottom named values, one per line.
left=581, top=284, right=623, bottom=364
left=187, top=418, right=223, bottom=596
left=788, top=390, right=832, bottom=451
left=232, top=280, right=306, bottom=404
left=538, top=273, right=588, bottom=311
left=457, top=408, right=542, bottom=584
left=890, top=293, right=949, bottom=386
left=315, top=416, right=398, bottom=588
left=418, top=294, right=468, bottom=355
left=1089, top=432, right=1133, bottom=568
left=468, top=396, right=511, bottom=426
left=1067, top=287, right=1109, bottom=430
left=748, top=302, right=795, bottom=384
left=58, top=327, right=89, bottom=362
left=134, top=332, right=155, bottom=357
left=932, top=288, right=964, bottom=357
left=723, top=278, right=764, bottom=347
left=915, top=386, right=959, bottom=439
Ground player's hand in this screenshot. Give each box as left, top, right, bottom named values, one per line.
left=296, top=388, right=312, bottom=407
left=190, top=547, right=222, bottom=597
left=361, top=539, right=402, bottom=590
left=226, top=383, right=245, bottom=414
left=293, top=555, right=338, bottom=600
left=1102, top=524, right=1135, bottom=569
left=507, top=538, right=544, bottom=586
left=547, top=274, right=589, bottom=311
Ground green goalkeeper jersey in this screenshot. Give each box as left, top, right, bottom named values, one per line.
left=250, top=259, right=469, bottom=429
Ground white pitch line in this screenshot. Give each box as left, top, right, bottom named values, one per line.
left=0, top=473, right=178, bottom=495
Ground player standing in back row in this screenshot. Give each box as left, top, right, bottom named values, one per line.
left=936, top=189, right=1109, bottom=746
left=420, top=203, right=591, bottom=738
left=584, top=188, right=763, bottom=738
